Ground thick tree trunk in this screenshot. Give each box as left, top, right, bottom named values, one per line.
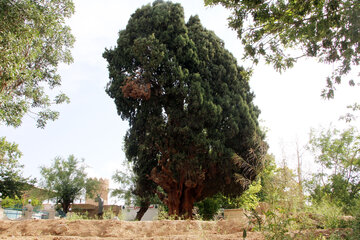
left=167, top=189, right=182, bottom=216
left=165, top=186, right=198, bottom=219
left=181, top=187, right=195, bottom=218
left=151, top=171, right=202, bottom=218
left=135, top=200, right=150, bottom=221
left=150, top=162, right=205, bottom=219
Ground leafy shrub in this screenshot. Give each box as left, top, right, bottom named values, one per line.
left=66, top=211, right=90, bottom=220
left=263, top=207, right=295, bottom=240
left=312, top=200, right=343, bottom=229
left=195, top=197, right=221, bottom=220
left=1, top=196, right=41, bottom=209
left=1, top=196, right=23, bottom=208
left=103, top=207, right=123, bottom=220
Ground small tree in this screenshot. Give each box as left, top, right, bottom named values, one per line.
left=111, top=167, right=135, bottom=207
left=112, top=162, right=161, bottom=220
left=307, top=126, right=360, bottom=213
left=0, top=137, right=34, bottom=198
left=40, top=155, right=100, bottom=213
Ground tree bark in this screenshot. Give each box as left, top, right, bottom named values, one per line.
left=62, top=201, right=71, bottom=214
left=166, top=188, right=181, bottom=216
left=180, top=187, right=195, bottom=218
left=150, top=167, right=204, bottom=219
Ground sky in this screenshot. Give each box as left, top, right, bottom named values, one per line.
left=1, top=0, right=359, bottom=204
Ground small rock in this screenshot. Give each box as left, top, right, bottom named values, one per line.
left=53, top=224, right=68, bottom=235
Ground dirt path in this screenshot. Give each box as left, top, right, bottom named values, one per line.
left=0, top=219, right=264, bottom=239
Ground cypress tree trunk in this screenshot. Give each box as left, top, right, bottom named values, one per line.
left=167, top=189, right=181, bottom=216
left=181, top=187, right=195, bottom=218
left=166, top=187, right=195, bottom=218
left=151, top=167, right=203, bottom=219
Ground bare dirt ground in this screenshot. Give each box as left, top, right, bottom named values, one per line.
left=0, top=219, right=264, bottom=240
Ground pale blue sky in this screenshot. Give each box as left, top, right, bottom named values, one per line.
left=1, top=0, right=359, bottom=204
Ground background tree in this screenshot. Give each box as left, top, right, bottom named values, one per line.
left=307, top=126, right=360, bottom=214
left=40, top=155, right=100, bottom=213
left=0, top=1, right=75, bottom=199
left=256, top=154, right=277, bottom=203
left=264, top=163, right=303, bottom=211
left=205, top=0, right=359, bottom=98
left=0, top=0, right=75, bottom=128
left=111, top=161, right=161, bottom=220
left=111, top=164, right=135, bottom=207
left=104, top=0, right=266, bottom=218
left=0, top=137, right=34, bottom=198
left=1, top=196, right=41, bottom=209
left=112, top=163, right=161, bottom=220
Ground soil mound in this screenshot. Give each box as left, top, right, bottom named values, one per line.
left=0, top=219, right=264, bottom=239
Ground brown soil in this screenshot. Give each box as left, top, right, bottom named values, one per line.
left=0, top=219, right=264, bottom=240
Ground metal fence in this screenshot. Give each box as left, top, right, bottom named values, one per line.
left=4, top=208, right=22, bottom=220
left=4, top=208, right=50, bottom=220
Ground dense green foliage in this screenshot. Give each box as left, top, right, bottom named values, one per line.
left=1, top=196, right=41, bottom=209
left=195, top=155, right=275, bottom=220
left=0, top=137, right=34, bottom=198
left=111, top=164, right=135, bottom=207
left=195, top=195, right=222, bottom=220
left=40, top=155, right=100, bottom=213
left=307, top=126, right=360, bottom=214
left=256, top=154, right=277, bottom=202
left=206, top=0, right=359, bottom=98
left=0, top=0, right=74, bottom=128
left=104, top=0, right=266, bottom=217
left=0, top=0, right=75, bottom=202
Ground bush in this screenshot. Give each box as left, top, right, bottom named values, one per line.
left=1, top=196, right=41, bottom=209
left=1, top=196, right=23, bottom=208
left=262, top=207, right=295, bottom=240
left=103, top=207, right=123, bottom=220
left=195, top=197, right=221, bottom=220
left=312, top=200, right=343, bottom=229
left=66, top=211, right=90, bottom=220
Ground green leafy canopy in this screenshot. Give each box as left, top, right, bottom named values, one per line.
left=307, top=126, right=360, bottom=213
left=40, top=155, right=100, bottom=213
left=0, top=0, right=75, bottom=128
left=206, top=0, right=360, bottom=99
left=0, top=136, right=35, bottom=198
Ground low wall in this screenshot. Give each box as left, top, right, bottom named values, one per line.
left=71, top=204, right=157, bottom=220
left=71, top=204, right=122, bottom=218
left=223, top=209, right=248, bottom=222
left=123, top=205, right=158, bottom=221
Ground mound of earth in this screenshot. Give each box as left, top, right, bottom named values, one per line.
left=0, top=219, right=264, bottom=239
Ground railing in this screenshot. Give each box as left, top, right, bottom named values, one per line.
left=3, top=208, right=51, bottom=220
left=33, top=210, right=50, bottom=219
left=3, top=208, right=22, bottom=220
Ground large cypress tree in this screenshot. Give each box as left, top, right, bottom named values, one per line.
left=104, top=0, right=266, bottom=218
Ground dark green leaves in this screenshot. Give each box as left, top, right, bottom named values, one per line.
left=104, top=1, right=266, bottom=214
